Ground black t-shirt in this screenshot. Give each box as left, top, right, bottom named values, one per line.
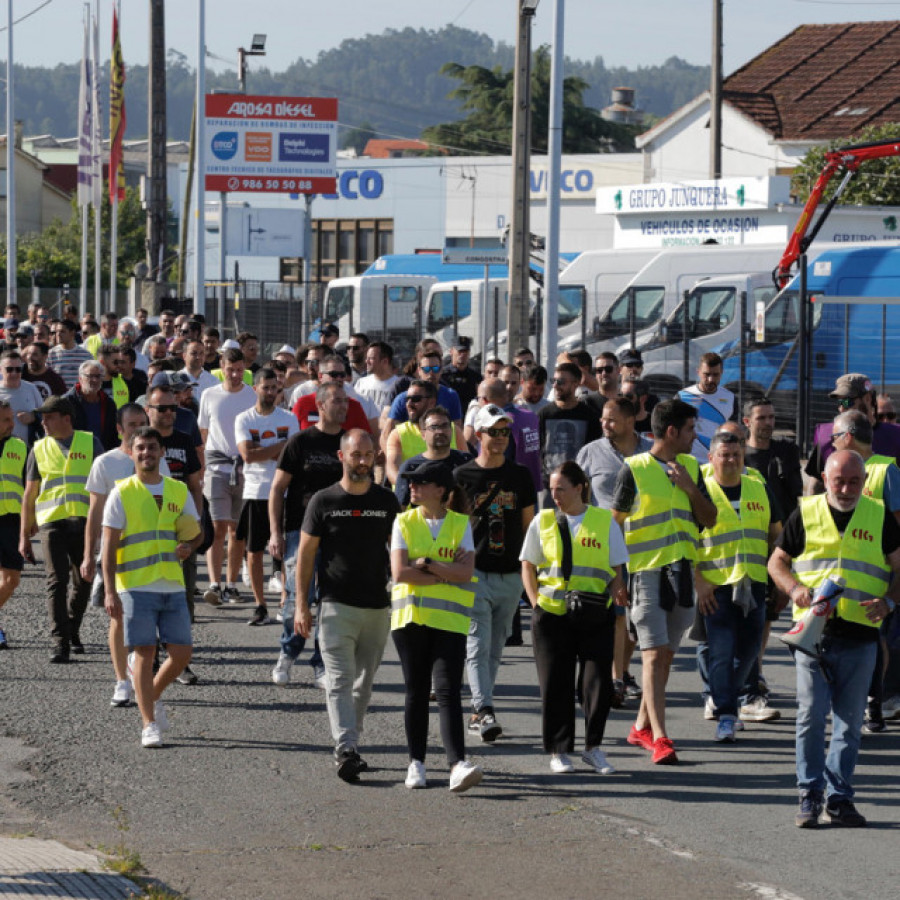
left=744, top=439, right=802, bottom=519
left=454, top=458, right=537, bottom=572
left=395, top=449, right=472, bottom=508
left=301, top=481, right=399, bottom=607
left=537, top=402, right=602, bottom=487
left=157, top=428, right=201, bottom=484
left=123, top=369, right=149, bottom=403
left=776, top=501, right=900, bottom=642
left=278, top=427, right=344, bottom=531
left=441, top=366, right=480, bottom=411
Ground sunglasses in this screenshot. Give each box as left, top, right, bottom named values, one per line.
left=837, top=397, right=855, bottom=410
left=322, top=371, right=346, bottom=379
left=2, top=366, right=22, bottom=372
left=406, top=395, right=427, bottom=404
left=878, top=412, right=897, bottom=422
left=552, top=377, right=572, bottom=386
left=594, top=364, right=616, bottom=374
left=150, top=404, right=178, bottom=412
left=483, top=427, right=511, bottom=438
left=419, top=364, right=441, bottom=374
left=424, top=422, right=451, bottom=431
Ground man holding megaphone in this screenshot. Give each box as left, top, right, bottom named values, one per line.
left=769, top=449, right=900, bottom=829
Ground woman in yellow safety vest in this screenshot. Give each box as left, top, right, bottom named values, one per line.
left=521, top=461, right=629, bottom=776
left=389, top=458, right=483, bottom=793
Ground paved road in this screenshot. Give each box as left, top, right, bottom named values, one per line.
left=1, top=559, right=898, bottom=899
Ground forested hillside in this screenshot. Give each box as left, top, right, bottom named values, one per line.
left=6, top=25, right=708, bottom=147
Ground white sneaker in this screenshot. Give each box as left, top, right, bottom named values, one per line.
left=550, top=753, right=575, bottom=774
left=154, top=700, right=170, bottom=733
left=272, top=653, right=294, bottom=686
left=703, top=696, right=716, bottom=720
left=739, top=697, right=781, bottom=722
left=449, top=759, right=483, bottom=793
left=405, top=760, right=427, bottom=789
left=110, top=680, right=134, bottom=708
left=141, top=722, right=163, bottom=748
left=203, top=584, right=223, bottom=606
left=241, top=561, right=251, bottom=587
left=581, top=747, right=616, bottom=774
left=881, top=695, right=900, bottom=720
left=268, top=572, right=284, bottom=594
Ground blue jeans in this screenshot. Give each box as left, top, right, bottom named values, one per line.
left=704, top=582, right=766, bottom=718
left=795, top=636, right=877, bottom=801
left=278, top=530, right=322, bottom=669
left=465, top=570, right=521, bottom=712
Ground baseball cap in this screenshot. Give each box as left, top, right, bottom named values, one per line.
left=220, top=339, right=241, bottom=351
left=830, top=373, right=872, bottom=400
left=151, top=371, right=192, bottom=390
left=321, top=323, right=340, bottom=338
left=454, top=335, right=472, bottom=350
left=34, top=396, right=76, bottom=418
left=404, top=458, right=455, bottom=491
left=276, top=344, right=297, bottom=357
left=15, top=323, right=34, bottom=338
left=473, top=403, right=514, bottom=432
left=3, top=317, right=19, bottom=331
left=619, top=348, right=643, bottom=367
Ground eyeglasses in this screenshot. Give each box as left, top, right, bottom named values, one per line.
left=424, top=422, right=451, bottom=431
left=878, top=412, right=897, bottom=422
left=419, top=364, right=441, bottom=374
left=149, top=404, right=177, bottom=412
left=831, top=430, right=849, bottom=443
left=322, top=371, right=345, bottom=380
left=406, top=395, right=427, bottom=404
left=179, top=329, right=191, bottom=335
left=483, top=427, right=511, bottom=438
left=594, top=364, right=616, bottom=374
left=837, top=398, right=855, bottom=410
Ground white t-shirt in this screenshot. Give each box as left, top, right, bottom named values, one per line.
left=234, top=406, right=299, bottom=499
left=289, top=379, right=379, bottom=419
left=355, top=374, right=400, bottom=415
left=198, top=383, right=256, bottom=471
left=103, top=478, right=199, bottom=593
left=0, top=381, right=43, bottom=442
left=390, top=516, right=475, bottom=552
left=179, top=367, right=220, bottom=404
left=677, top=383, right=736, bottom=461
left=86, top=448, right=170, bottom=496
left=519, top=509, right=628, bottom=568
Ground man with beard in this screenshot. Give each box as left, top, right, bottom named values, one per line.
left=346, top=333, right=369, bottom=383
left=677, top=352, right=736, bottom=461
left=294, top=429, right=399, bottom=782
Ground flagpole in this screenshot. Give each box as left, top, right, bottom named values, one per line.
left=77, top=4, right=90, bottom=311
left=92, top=0, right=101, bottom=317
left=194, top=0, right=206, bottom=316
left=6, top=0, right=17, bottom=308
left=109, top=0, right=124, bottom=312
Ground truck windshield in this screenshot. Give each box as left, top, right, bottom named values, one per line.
left=428, top=290, right=473, bottom=331
left=557, top=286, right=584, bottom=326
left=661, top=285, right=735, bottom=342
left=760, top=290, right=823, bottom=346
left=325, top=285, right=354, bottom=322
left=598, top=285, right=665, bottom=338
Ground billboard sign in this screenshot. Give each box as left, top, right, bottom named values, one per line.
left=205, top=94, right=337, bottom=194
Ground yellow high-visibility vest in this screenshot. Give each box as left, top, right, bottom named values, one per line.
left=0, top=436, right=27, bottom=515
left=536, top=506, right=616, bottom=615
left=697, top=473, right=770, bottom=585
left=390, top=508, right=474, bottom=634
left=114, top=475, right=191, bottom=592
left=624, top=452, right=700, bottom=571
left=33, top=431, right=94, bottom=525
left=862, top=453, right=896, bottom=501
left=396, top=420, right=465, bottom=463
left=793, top=494, right=890, bottom=630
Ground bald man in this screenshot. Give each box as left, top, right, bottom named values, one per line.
left=769, top=450, right=900, bottom=829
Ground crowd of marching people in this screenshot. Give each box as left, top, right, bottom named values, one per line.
left=1, top=298, right=899, bottom=819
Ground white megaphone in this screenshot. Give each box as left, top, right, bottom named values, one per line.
left=780, top=576, right=845, bottom=657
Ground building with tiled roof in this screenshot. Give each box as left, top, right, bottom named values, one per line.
left=636, top=21, right=900, bottom=182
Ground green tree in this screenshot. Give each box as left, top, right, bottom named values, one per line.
left=340, top=121, right=378, bottom=154
left=791, top=122, right=900, bottom=206
left=420, top=45, right=637, bottom=155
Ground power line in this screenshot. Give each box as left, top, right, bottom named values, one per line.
left=0, top=0, right=56, bottom=34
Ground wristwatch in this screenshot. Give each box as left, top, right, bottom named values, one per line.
left=422, top=557, right=433, bottom=567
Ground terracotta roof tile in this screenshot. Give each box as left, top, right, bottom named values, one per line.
left=723, top=22, right=900, bottom=140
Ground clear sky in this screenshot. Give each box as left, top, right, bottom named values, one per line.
left=5, top=0, right=900, bottom=76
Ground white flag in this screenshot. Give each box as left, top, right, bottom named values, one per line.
left=76, top=11, right=93, bottom=208
left=90, top=7, right=103, bottom=210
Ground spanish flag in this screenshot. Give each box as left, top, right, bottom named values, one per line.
left=109, top=5, right=127, bottom=204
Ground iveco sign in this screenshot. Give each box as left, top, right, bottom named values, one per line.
left=292, top=169, right=385, bottom=201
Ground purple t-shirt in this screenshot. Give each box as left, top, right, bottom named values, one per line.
left=505, top=404, right=542, bottom=492
left=807, top=420, right=900, bottom=480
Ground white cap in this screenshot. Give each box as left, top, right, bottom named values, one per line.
left=473, top=403, right=514, bottom=432
left=276, top=344, right=297, bottom=357
left=221, top=338, right=241, bottom=350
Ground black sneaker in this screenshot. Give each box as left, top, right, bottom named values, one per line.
left=611, top=679, right=626, bottom=709
left=795, top=792, right=823, bottom=828
left=70, top=634, right=85, bottom=655
left=176, top=665, right=199, bottom=685
left=467, top=711, right=482, bottom=733
left=335, top=749, right=365, bottom=783
left=223, top=586, right=243, bottom=604
left=623, top=671, right=642, bottom=699
left=50, top=643, right=70, bottom=664
left=248, top=605, right=271, bottom=626
left=863, top=700, right=886, bottom=733
left=479, top=708, right=502, bottom=743
left=0, top=626, right=8, bottom=649
left=826, top=797, right=867, bottom=827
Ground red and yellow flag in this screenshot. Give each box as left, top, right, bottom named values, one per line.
left=109, top=5, right=127, bottom=204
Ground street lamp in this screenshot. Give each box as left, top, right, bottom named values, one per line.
left=238, top=33, right=267, bottom=93
left=507, top=0, right=539, bottom=357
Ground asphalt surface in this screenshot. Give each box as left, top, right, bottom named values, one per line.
left=1, top=556, right=899, bottom=900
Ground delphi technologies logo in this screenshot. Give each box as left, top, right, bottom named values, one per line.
left=211, top=132, right=239, bottom=161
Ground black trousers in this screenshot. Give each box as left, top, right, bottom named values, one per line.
left=532, top=604, right=615, bottom=753
left=392, top=623, right=466, bottom=767
left=39, top=518, right=90, bottom=647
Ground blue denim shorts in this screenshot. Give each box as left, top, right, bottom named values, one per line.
left=121, top=589, right=193, bottom=648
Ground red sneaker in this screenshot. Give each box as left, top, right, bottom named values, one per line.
left=651, top=736, right=678, bottom=765
left=626, top=724, right=654, bottom=751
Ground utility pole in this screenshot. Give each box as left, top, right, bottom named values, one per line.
left=709, top=0, right=723, bottom=179
left=508, top=1, right=539, bottom=355
left=147, top=0, right=167, bottom=286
